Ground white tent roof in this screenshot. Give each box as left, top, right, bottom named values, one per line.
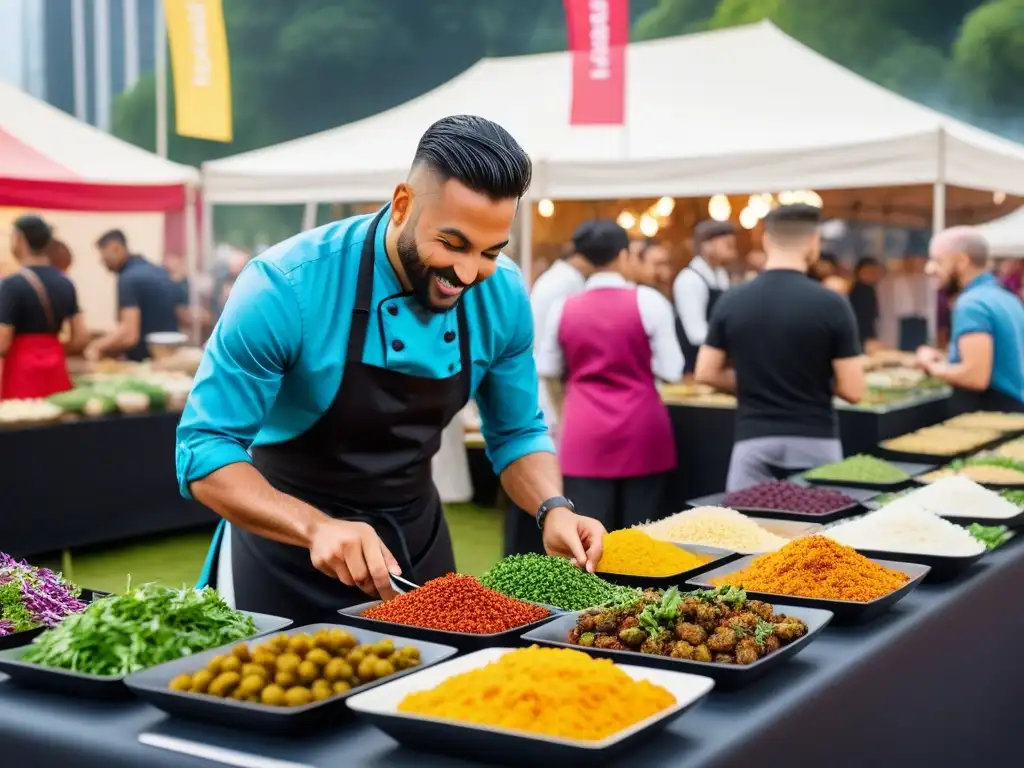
left=0, top=79, right=197, bottom=187
left=977, top=208, right=1024, bottom=257
left=203, top=21, right=1024, bottom=205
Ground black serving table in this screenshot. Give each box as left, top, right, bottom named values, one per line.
left=660, top=394, right=951, bottom=515
left=837, top=390, right=951, bottom=456
left=1, top=536, right=1019, bottom=767
left=0, top=412, right=216, bottom=557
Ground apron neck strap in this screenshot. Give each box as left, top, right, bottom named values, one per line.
left=348, top=207, right=389, bottom=362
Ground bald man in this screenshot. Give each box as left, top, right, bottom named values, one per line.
left=917, top=227, right=1024, bottom=413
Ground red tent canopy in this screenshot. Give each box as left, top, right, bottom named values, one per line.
left=0, top=80, right=198, bottom=212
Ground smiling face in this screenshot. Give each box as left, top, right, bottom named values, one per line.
left=390, top=174, right=517, bottom=313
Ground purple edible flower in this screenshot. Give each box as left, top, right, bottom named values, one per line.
left=0, top=619, right=14, bottom=636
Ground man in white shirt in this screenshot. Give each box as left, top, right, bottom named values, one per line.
left=530, top=242, right=590, bottom=432
left=629, top=237, right=674, bottom=296
left=673, top=220, right=737, bottom=373
left=537, top=220, right=683, bottom=529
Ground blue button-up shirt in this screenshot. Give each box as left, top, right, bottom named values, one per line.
left=175, top=209, right=553, bottom=500
left=949, top=272, right=1024, bottom=402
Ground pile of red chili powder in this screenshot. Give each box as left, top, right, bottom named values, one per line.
left=361, top=574, right=550, bottom=634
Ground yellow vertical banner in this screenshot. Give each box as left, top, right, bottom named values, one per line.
left=163, top=0, right=233, bottom=143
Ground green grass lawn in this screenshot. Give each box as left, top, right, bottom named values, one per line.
left=61, top=504, right=504, bottom=593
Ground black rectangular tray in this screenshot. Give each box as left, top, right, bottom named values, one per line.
left=801, top=460, right=936, bottom=490
left=0, top=588, right=109, bottom=651
left=520, top=604, right=832, bottom=690
left=125, top=622, right=458, bottom=734
left=850, top=548, right=984, bottom=582
left=687, top=556, right=929, bottom=624
left=0, top=611, right=292, bottom=700
left=339, top=601, right=556, bottom=651
left=687, top=489, right=868, bottom=524
left=596, top=544, right=739, bottom=590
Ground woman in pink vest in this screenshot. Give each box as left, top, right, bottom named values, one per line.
left=536, top=220, right=683, bottom=530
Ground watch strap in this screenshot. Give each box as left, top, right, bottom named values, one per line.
left=536, top=496, right=575, bottom=530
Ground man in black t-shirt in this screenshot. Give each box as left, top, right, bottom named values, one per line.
left=694, top=204, right=867, bottom=491
left=86, top=229, right=185, bottom=362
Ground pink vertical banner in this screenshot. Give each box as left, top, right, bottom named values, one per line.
left=564, top=0, right=629, bottom=125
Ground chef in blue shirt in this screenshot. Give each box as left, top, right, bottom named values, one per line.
left=177, top=115, right=607, bottom=623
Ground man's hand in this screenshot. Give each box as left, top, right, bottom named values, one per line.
left=915, top=345, right=943, bottom=371
left=83, top=342, right=102, bottom=362
left=542, top=507, right=606, bottom=573
left=309, top=519, right=401, bottom=600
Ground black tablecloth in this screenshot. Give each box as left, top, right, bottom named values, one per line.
left=0, top=412, right=215, bottom=557
left=2, top=538, right=1020, bottom=767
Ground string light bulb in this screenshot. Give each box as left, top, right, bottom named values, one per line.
left=994, top=191, right=1007, bottom=204
left=617, top=211, right=637, bottom=230
left=708, top=194, right=731, bottom=222
left=654, top=196, right=675, bottom=217
left=537, top=199, right=555, bottom=217
left=639, top=214, right=659, bottom=237
left=739, top=206, right=759, bottom=230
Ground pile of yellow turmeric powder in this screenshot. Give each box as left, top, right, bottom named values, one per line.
left=397, top=646, right=676, bottom=741
left=597, top=528, right=710, bottom=577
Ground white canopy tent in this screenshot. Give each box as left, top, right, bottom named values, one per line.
left=976, top=208, right=1024, bottom=258
left=203, top=20, right=1024, bottom=207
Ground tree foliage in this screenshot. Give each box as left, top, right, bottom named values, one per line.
left=110, top=0, right=1024, bottom=243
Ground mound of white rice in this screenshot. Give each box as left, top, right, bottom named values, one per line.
left=882, top=475, right=1020, bottom=520
left=826, top=505, right=985, bottom=556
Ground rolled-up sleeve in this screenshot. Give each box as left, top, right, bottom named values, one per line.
left=474, top=275, right=554, bottom=474
left=175, top=261, right=302, bottom=499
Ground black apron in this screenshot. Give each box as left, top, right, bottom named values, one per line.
left=231, top=208, right=470, bottom=625
left=676, top=268, right=725, bottom=374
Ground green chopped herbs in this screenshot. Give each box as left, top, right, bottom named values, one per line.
left=21, top=584, right=257, bottom=676
left=479, top=554, right=640, bottom=611
left=968, top=523, right=1012, bottom=551
left=1001, top=490, right=1024, bottom=507
left=804, top=454, right=910, bottom=484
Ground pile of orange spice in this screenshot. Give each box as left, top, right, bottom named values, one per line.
left=709, top=535, right=908, bottom=602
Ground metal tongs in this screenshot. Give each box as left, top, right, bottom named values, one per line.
left=388, top=573, right=420, bottom=594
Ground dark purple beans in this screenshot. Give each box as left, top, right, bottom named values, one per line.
left=721, top=481, right=857, bottom=515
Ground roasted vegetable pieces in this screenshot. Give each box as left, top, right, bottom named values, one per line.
left=168, top=629, right=420, bottom=706
left=22, top=584, right=257, bottom=675
left=0, top=553, right=86, bottom=636
left=567, top=586, right=808, bottom=665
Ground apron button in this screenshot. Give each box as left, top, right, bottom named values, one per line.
left=387, top=304, right=398, bottom=316
left=392, top=339, right=405, bottom=352
left=444, top=331, right=456, bottom=343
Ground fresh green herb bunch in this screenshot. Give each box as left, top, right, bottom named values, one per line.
left=1000, top=489, right=1024, bottom=507
left=22, top=584, right=257, bottom=676
left=805, top=454, right=909, bottom=484
left=479, top=554, right=640, bottom=611
left=967, top=523, right=1012, bottom=551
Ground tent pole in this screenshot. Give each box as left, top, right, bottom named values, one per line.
left=518, top=202, right=534, bottom=287
left=301, top=202, right=318, bottom=231
left=185, top=185, right=200, bottom=342
left=155, top=0, right=168, bottom=158
left=203, top=195, right=215, bottom=273
left=929, top=127, right=947, bottom=345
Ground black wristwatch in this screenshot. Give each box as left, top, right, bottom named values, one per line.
left=536, top=496, right=575, bottom=531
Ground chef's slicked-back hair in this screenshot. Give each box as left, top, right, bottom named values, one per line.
left=412, top=115, right=532, bottom=201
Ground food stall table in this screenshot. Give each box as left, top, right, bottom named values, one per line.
left=837, top=390, right=952, bottom=455
left=662, top=392, right=951, bottom=513
left=0, top=412, right=216, bottom=557
left=2, top=537, right=1020, bottom=767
